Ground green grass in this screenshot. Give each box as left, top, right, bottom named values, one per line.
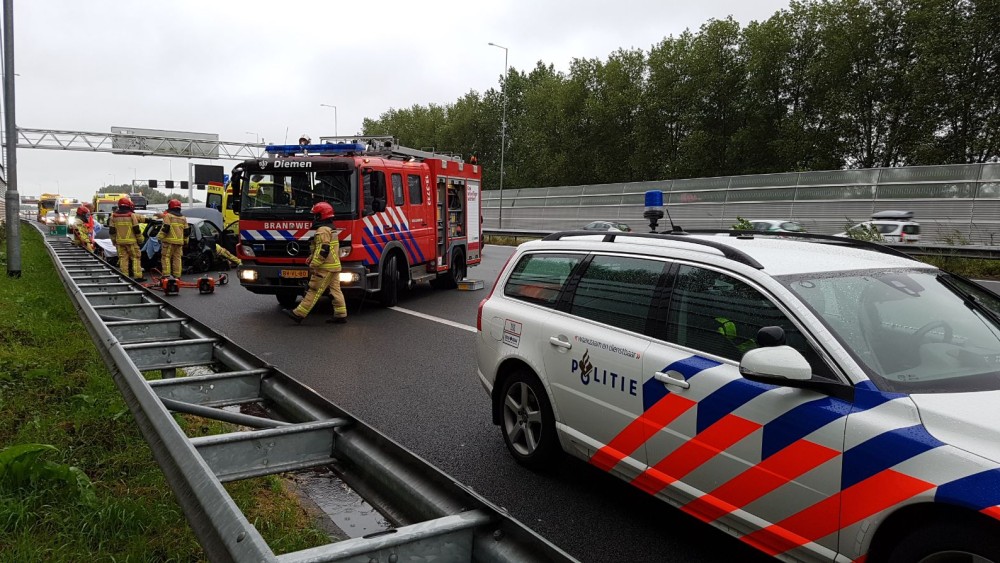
left=0, top=227, right=330, bottom=561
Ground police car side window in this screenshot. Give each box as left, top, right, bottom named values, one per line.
left=666, top=265, right=832, bottom=376
left=569, top=255, right=666, bottom=334
left=504, top=253, right=584, bottom=307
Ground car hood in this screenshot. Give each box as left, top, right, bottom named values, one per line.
left=911, top=391, right=1000, bottom=463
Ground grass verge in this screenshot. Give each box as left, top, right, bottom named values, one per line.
left=0, top=226, right=329, bottom=561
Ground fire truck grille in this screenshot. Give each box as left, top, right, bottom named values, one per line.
left=245, top=240, right=311, bottom=258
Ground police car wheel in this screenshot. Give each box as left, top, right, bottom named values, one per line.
left=499, top=370, right=558, bottom=470
left=888, top=519, right=1000, bottom=563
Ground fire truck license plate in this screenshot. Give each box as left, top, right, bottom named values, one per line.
left=281, top=270, right=309, bottom=279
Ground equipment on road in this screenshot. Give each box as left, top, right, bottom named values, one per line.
left=140, top=271, right=228, bottom=296
left=230, top=136, right=482, bottom=308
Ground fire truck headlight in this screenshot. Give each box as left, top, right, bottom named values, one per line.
left=239, top=244, right=256, bottom=258
left=239, top=269, right=258, bottom=282
left=338, top=272, right=359, bottom=284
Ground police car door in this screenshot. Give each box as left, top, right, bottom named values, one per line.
left=635, top=264, right=849, bottom=561
left=539, top=253, right=668, bottom=482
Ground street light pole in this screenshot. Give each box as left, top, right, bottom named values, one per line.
left=488, top=42, right=508, bottom=230
left=320, top=104, right=338, bottom=137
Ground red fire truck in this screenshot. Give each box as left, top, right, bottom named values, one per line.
left=230, top=137, right=482, bottom=308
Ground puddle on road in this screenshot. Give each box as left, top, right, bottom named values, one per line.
left=294, top=468, right=392, bottom=538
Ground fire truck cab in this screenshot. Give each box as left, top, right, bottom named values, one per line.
left=230, top=137, right=482, bottom=308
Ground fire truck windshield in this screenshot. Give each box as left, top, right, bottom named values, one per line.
left=240, top=170, right=357, bottom=219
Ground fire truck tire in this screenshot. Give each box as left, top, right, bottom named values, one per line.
left=434, top=249, right=466, bottom=290
left=276, top=290, right=299, bottom=308
left=379, top=255, right=400, bottom=307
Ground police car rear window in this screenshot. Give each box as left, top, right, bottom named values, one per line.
left=504, top=253, right=584, bottom=307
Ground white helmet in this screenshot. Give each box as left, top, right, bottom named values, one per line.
left=298, top=134, right=312, bottom=145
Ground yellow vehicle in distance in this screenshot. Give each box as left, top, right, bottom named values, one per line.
left=37, top=193, right=61, bottom=222
left=206, top=182, right=239, bottom=234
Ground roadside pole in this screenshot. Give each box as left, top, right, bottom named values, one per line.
left=3, top=0, right=21, bottom=277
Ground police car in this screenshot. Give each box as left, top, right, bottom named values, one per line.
left=475, top=229, right=1000, bottom=563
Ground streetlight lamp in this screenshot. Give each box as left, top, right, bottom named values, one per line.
left=488, top=42, right=508, bottom=229
left=245, top=131, right=260, bottom=144
left=320, top=104, right=338, bottom=137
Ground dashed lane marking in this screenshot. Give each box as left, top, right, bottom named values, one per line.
left=391, top=306, right=477, bottom=333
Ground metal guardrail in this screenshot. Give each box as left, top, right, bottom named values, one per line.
left=484, top=229, right=1000, bottom=260
left=36, top=223, right=575, bottom=563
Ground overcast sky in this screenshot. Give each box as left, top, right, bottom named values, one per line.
left=8, top=0, right=791, bottom=201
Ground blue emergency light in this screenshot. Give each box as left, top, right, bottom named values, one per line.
left=265, top=142, right=367, bottom=156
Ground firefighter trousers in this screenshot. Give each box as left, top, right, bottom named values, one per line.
left=293, top=269, right=347, bottom=320
left=161, top=242, right=183, bottom=277
left=116, top=243, right=142, bottom=278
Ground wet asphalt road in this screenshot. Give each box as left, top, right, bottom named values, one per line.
left=163, top=246, right=774, bottom=563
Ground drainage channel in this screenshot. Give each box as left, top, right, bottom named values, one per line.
left=42, top=229, right=577, bottom=563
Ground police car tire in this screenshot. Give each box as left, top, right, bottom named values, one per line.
left=499, top=370, right=559, bottom=471
left=887, top=519, right=1000, bottom=563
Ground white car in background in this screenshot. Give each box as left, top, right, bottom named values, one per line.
left=476, top=229, right=1000, bottom=563
left=836, top=210, right=921, bottom=243
left=748, top=219, right=805, bottom=233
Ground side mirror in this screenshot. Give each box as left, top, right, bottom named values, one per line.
left=231, top=167, right=243, bottom=209
left=373, top=198, right=386, bottom=213
left=740, top=346, right=811, bottom=381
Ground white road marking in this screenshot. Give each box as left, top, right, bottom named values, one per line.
left=391, top=306, right=477, bottom=333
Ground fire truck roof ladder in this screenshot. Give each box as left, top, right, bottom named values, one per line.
left=264, top=136, right=467, bottom=163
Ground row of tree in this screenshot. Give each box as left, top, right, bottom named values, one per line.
left=362, top=0, right=999, bottom=190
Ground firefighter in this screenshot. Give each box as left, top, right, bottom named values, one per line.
left=109, top=197, right=146, bottom=280
left=71, top=206, right=95, bottom=252
left=282, top=201, right=347, bottom=325
left=158, top=199, right=189, bottom=278
left=214, top=244, right=241, bottom=268
left=298, top=134, right=312, bottom=155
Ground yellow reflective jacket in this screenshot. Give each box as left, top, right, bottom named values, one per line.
left=159, top=212, right=187, bottom=245
left=308, top=225, right=341, bottom=272
left=110, top=212, right=145, bottom=245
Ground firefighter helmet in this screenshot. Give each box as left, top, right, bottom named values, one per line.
left=312, top=201, right=334, bottom=221
left=298, top=134, right=311, bottom=145
left=167, top=199, right=182, bottom=210
left=117, top=197, right=133, bottom=210
left=76, top=205, right=90, bottom=217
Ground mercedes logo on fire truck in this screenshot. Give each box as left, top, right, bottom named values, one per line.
left=286, top=242, right=300, bottom=256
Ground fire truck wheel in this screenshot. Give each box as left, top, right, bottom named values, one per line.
left=379, top=255, right=400, bottom=307
left=276, top=290, right=299, bottom=308
left=435, top=249, right=466, bottom=290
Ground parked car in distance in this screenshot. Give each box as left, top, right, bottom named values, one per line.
left=836, top=210, right=920, bottom=243
left=582, top=220, right=632, bottom=232
left=475, top=229, right=1000, bottom=563
left=43, top=211, right=67, bottom=225
left=748, top=219, right=805, bottom=233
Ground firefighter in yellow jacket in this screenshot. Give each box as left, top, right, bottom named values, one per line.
left=215, top=244, right=241, bottom=268
left=71, top=206, right=95, bottom=253
left=282, top=201, right=347, bottom=324
left=158, top=199, right=189, bottom=278
left=109, top=197, right=146, bottom=280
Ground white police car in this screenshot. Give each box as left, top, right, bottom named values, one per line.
left=475, top=229, right=1000, bottom=563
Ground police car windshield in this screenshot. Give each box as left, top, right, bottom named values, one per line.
left=782, top=269, right=1000, bottom=393
left=240, top=171, right=356, bottom=219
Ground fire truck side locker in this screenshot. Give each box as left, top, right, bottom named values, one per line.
left=436, top=178, right=447, bottom=266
